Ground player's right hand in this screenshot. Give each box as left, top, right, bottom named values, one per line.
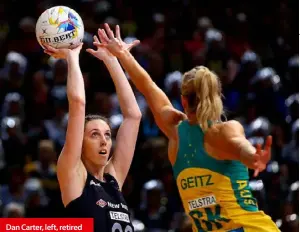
left=43, top=43, right=83, bottom=60
left=253, top=135, right=272, bottom=177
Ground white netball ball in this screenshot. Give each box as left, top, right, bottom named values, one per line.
left=36, top=6, right=84, bottom=49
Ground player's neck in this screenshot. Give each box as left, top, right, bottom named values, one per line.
left=83, top=160, right=106, bottom=182
left=187, top=113, right=198, bottom=125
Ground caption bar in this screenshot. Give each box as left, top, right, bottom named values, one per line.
left=0, top=218, right=93, bottom=232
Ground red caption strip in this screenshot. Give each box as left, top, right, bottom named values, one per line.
left=0, top=218, right=93, bottom=232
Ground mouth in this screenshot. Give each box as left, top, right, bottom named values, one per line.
left=98, top=149, right=107, bottom=156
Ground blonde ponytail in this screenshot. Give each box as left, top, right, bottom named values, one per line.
left=181, top=66, right=224, bottom=131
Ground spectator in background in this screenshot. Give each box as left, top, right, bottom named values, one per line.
left=24, top=139, right=58, bottom=199
left=164, top=71, right=183, bottom=112
left=24, top=178, right=48, bottom=217
left=141, top=107, right=161, bottom=139
left=137, top=179, right=169, bottom=231
left=282, top=119, right=299, bottom=183
left=2, top=92, right=25, bottom=120
left=43, top=101, right=68, bottom=152
left=0, top=166, right=28, bottom=207
left=249, top=67, right=287, bottom=124
left=0, top=139, right=5, bottom=171
left=1, top=117, right=26, bottom=167
left=169, top=213, right=193, bottom=232
left=0, top=52, right=27, bottom=104
left=284, top=93, right=299, bottom=141
left=2, top=202, right=25, bottom=218
left=26, top=70, right=52, bottom=122
left=285, top=55, right=298, bottom=95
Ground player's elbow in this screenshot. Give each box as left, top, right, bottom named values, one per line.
left=229, top=137, right=256, bottom=165
left=125, top=108, right=142, bottom=120
left=133, top=106, right=142, bottom=119
left=68, top=96, right=86, bottom=107
left=132, top=110, right=142, bottom=120
left=225, top=137, right=246, bottom=160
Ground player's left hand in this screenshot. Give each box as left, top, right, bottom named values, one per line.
left=253, top=136, right=272, bottom=177
left=93, top=24, right=140, bottom=58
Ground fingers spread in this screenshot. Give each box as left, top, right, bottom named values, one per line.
left=264, top=149, right=271, bottom=163
left=116, top=25, right=121, bottom=40
left=253, top=153, right=259, bottom=163
left=86, top=48, right=96, bottom=55
left=264, top=135, right=272, bottom=151
left=93, top=42, right=106, bottom=48
left=98, top=29, right=109, bottom=44
left=104, top=23, right=114, bottom=39
left=256, top=143, right=262, bottom=155
left=93, top=35, right=100, bottom=44
left=128, top=40, right=141, bottom=51
left=133, top=40, right=140, bottom=46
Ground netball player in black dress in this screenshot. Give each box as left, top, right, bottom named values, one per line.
left=43, top=30, right=141, bottom=232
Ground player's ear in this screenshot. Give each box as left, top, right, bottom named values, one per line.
left=181, top=95, right=188, bottom=110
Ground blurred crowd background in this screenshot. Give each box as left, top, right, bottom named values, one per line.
left=0, top=0, right=298, bottom=231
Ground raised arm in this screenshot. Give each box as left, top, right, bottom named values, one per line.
left=95, top=24, right=186, bottom=140
left=87, top=33, right=141, bottom=189
left=206, top=120, right=272, bottom=177
left=44, top=44, right=86, bottom=193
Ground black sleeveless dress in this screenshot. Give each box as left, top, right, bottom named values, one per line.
left=65, top=173, right=134, bottom=232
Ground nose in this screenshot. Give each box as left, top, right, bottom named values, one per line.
left=100, top=134, right=107, bottom=146
left=100, top=140, right=107, bottom=146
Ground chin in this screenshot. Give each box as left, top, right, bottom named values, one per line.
left=97, top=162, right=107, bottom=167
left=96, top=156, right=109, bottom=166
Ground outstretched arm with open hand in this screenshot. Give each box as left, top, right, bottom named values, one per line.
left=86, top=30, right=141, bottom=189
left=93, top=24, right=186, bottom=142
left=206, top=120, right=272, bottom=177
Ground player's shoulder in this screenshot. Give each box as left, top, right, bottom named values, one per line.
left=218, top=120, right=245, bottom=134
left=223, top=120, right=243, bottom=128
left=210, top=120, right=243, bottom=130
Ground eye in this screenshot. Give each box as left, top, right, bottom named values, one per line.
left=105, top=132, right=111, bottom=139
left=92, top=132, right=100, bottom=138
